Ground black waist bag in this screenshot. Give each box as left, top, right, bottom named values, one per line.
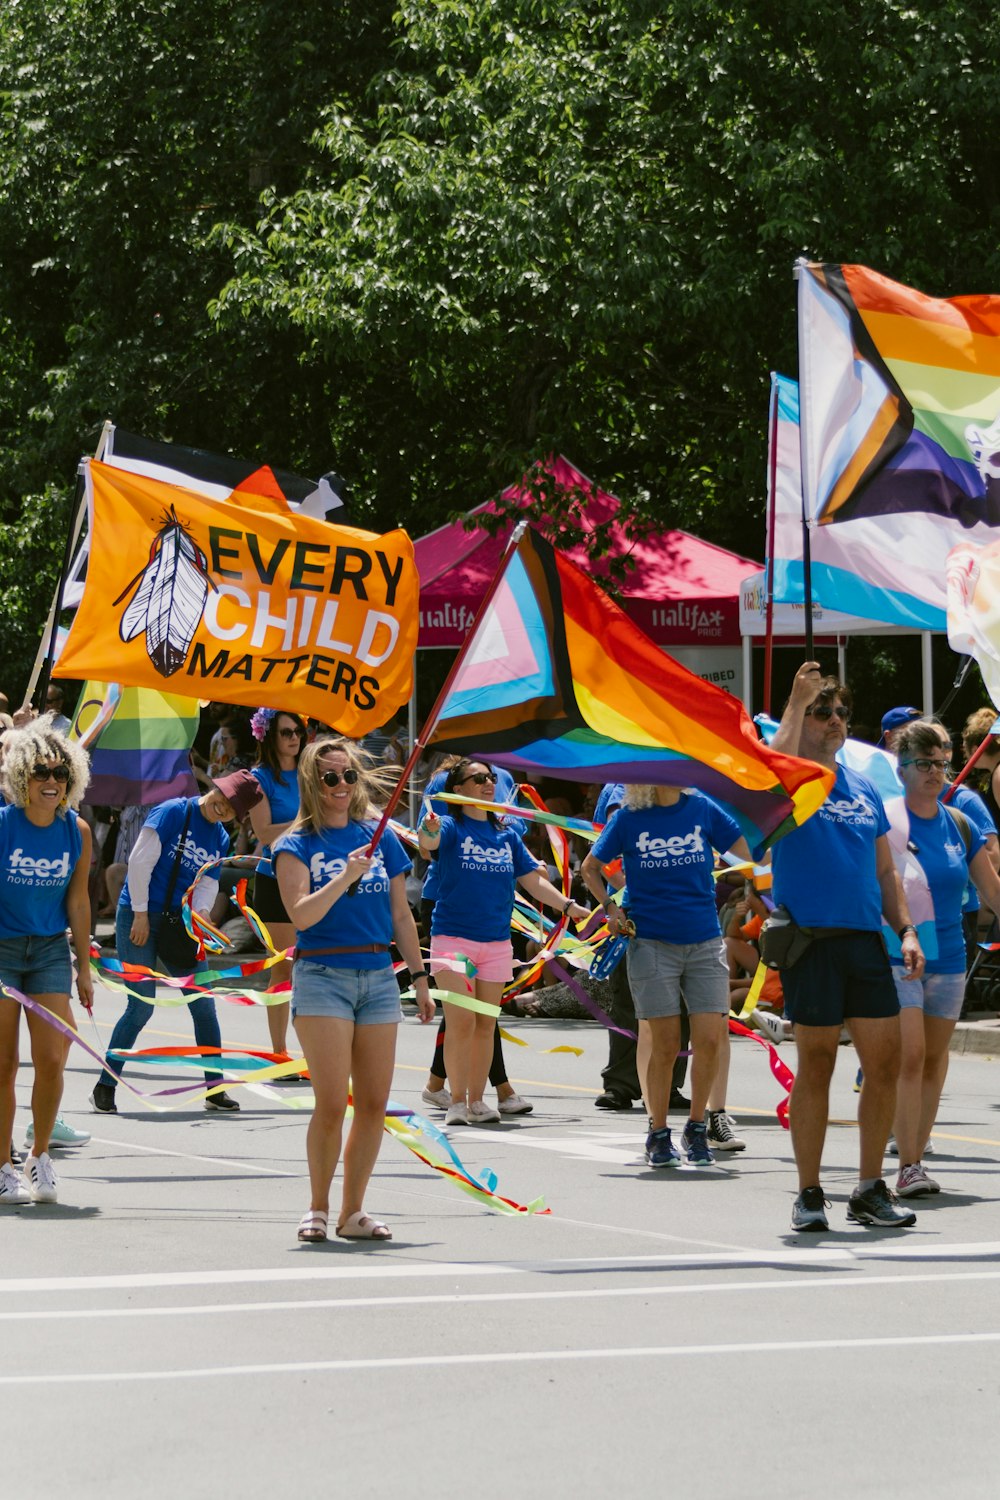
left=759, top=905, right=815, bottom=971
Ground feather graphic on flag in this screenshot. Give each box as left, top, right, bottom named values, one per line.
left=115, top=506, right=213, bottom=677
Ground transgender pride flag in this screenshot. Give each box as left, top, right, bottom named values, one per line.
left=769, top=373, right=950, bottom=630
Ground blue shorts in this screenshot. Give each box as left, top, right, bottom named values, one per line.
left=0, top=933, right=73, bottom=996
left=626, top=937, right=729, bottom=1019
left=782, top=932, right=898, bottom=1027
left=893, top=969, right=966, bottom=1020
left=291, top=961, right=403, bottom=1024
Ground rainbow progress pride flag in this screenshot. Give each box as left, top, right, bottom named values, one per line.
left=799, top=263, right=1000, bottom=530
left=72, top=682, right=198, bottom=806
left=425, top=528, right=833, bottom=853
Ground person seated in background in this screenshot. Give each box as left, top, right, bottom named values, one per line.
left=720, top=884, right=788, bottom=1045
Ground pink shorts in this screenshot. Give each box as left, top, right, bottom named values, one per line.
left=430, top=934, right=514, bottom=985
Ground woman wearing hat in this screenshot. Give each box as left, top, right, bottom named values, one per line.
left=91, top=769, right=263, bottom=1116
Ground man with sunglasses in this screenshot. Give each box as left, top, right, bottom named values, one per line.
left=771, top=662, right=924, bottom=1232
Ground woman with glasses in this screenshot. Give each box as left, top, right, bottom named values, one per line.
left=418, top=759, right=590, bottom=1126
left=91, top=770, right=263, bottom=1117
left=249, top=708, right=306, bottom=1060
left=0, top=716, right=92, bottom=1205
left=885, top=720, right=1000, bottom=1197
left=275, top=738, right=434, bottom=1242
left=418, top=756, right=534, bottom=1118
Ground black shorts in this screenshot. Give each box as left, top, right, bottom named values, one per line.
left=252, top=870, right=290, bottom=925
left=782, top=931, right=899, bottom=1027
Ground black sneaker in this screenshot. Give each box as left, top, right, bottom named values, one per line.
left=847, top=1178, right=916, bottom=1228
left=9, top=1141, right=22, bottom=1168
left=707, top=1111, right=746, bottom=1152
left=669, top=1089, right=690, bottom=1112
left=90, top=1084, right=118, bottom=1114
left=791, top=1185, right=830, bottom=1232
left=204, top=1090, right=240, bottom=1112
left=594, top=1091, right=635, bottom=1111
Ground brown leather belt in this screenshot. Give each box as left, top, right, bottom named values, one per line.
left=295, top=944, right=390, bottom=959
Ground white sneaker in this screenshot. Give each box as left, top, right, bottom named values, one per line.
left=0, top=1162, right=29, bottom=1205
left=444, top=1103, right=469, bottom=1127
left=750, top=1009, right=784, bottom=1046
left=23, top=1152, right=58, bottom=1204
left=497, top=1094, right=533, bottom=1115
left=467, top=1100, right=501, bottom=1125
left=888, top=1135, right=934, bottom=1159
left=421, top=1086, right=452, bottom=1111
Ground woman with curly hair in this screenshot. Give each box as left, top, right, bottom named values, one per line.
left=581, top=783, right=751, bottom=1170
left=0, top=714, right=93, bottom=1206
left=276, top=737, right=434, bottom=1243
left=418, top=759, right=590, bottom=1127
left=248, top=707, right=306, bottom=1059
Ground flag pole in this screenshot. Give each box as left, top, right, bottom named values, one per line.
left=794, top=260, right=816, bottom=661
left=358, top=518, right=530, bottom=862
left=24, top=421, right=111, bottom=711
left=762, top=374, right=780, bottom=714
left=942, top=723, right=998, bottom=804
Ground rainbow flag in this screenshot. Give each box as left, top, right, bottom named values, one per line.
left=72, top=682, right=199, bottom=806
left=799, top=263, right=1000, bottom=530
left=424, top=528, right=834, bottom=852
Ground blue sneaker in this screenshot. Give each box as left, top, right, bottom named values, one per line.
left=644, top=1126, right=681, bottom=1168
left=25, top=1116, right=91, bottom=1149
left=681, top=1119, right=715, bottom=1166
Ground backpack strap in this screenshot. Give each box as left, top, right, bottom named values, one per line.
left=944, top=803, right=972, bottom=855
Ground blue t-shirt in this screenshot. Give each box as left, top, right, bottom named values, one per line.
left=0, top=805, right=83, bottom=938
left=252, top=765, right=301, bottom=879
left=594, top=783, right=625, bottom=825
left=940, top=784, right=995, bottom=914
left=430, top=815, right=538, bottom=942
left=275, top=820, right=411, bottom=968
left=121, top=796, right=231, bottom=914
left=772, top=765, right=889, bottom=930
left=895, top=804, right=984, bottom=974
left=421, top=766, right=524, bottom=904
left=591, top=793, right=741, bottom=944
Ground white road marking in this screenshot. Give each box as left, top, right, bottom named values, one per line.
left=4, top=1330, right=1000, bottom=1385
left=2, top=1266, right=1000, bottom=1322
left=86, top=1134, right=299, bottom=1177
left=2, top=1240, right=1000, bottom=1294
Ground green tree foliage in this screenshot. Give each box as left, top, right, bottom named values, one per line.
left=1, top=0, right=999, bottom=710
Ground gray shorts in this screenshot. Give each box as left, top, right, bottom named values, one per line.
left=625, top=936, right=729, bottom=1020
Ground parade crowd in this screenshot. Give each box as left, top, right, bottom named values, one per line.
left=0, top=664, right=997, bottom=1240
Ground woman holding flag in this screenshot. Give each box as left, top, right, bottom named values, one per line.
left=418, top=759, right=590, bottom=1127
left=275, top=737, right=434, bottom=1243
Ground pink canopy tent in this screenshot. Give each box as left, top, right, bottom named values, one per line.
left=414, top=456, right=760, bottom=649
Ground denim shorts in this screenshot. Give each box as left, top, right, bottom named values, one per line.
left=893, top=968, right=966, bottom=1020
left=625, top=936, right=729, bottom=1019
left=782, top=932, right=899, bottom=1026
left=291, top=960, right=403, bottom=1023
left=0, top=932, right=73, bottom=996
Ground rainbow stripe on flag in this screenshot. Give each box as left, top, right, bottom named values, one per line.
left=425, top=528, right=833, bottom=853
left=799, top=263, right=1000, bottom=530
left=72, top=682, right=199, bottom=806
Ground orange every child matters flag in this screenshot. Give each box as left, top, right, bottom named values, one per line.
left=56, top=460, right=419, bottom=736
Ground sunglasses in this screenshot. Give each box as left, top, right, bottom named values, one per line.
left=806, top=705, right=850, bottom=722
left=900, top=758, right=949, bottom=774
left=462, top=771, right=496, bottom=786
left=278, top=726, right=305, bottom=739
left=320, top=768, right=359, bottom=788
left=31, top=763, right=70, bottom=783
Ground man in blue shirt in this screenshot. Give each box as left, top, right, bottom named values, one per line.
left=772, top=662, right=924, bottom=1232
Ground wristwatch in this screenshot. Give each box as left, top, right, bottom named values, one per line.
left=410, top=968, right=434, bottom=981
left=897, top=924, right=917, bottom=941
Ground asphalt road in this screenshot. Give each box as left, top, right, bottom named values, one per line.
left=4, top=989, right=1000, bottom=1500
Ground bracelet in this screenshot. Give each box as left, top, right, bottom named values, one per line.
left=410, top=968, right=434, bottom=982
left=418, top=820, right=437, bottom=836
left=898, top=924, right=917, bottom=941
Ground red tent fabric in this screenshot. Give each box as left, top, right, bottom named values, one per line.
left=414, top=456, right=759, bottom=649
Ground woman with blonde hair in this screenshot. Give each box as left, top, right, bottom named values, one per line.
left=276, top=737, right=434, bottom=1243
left=0, top=715, right=92, bottom=1205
